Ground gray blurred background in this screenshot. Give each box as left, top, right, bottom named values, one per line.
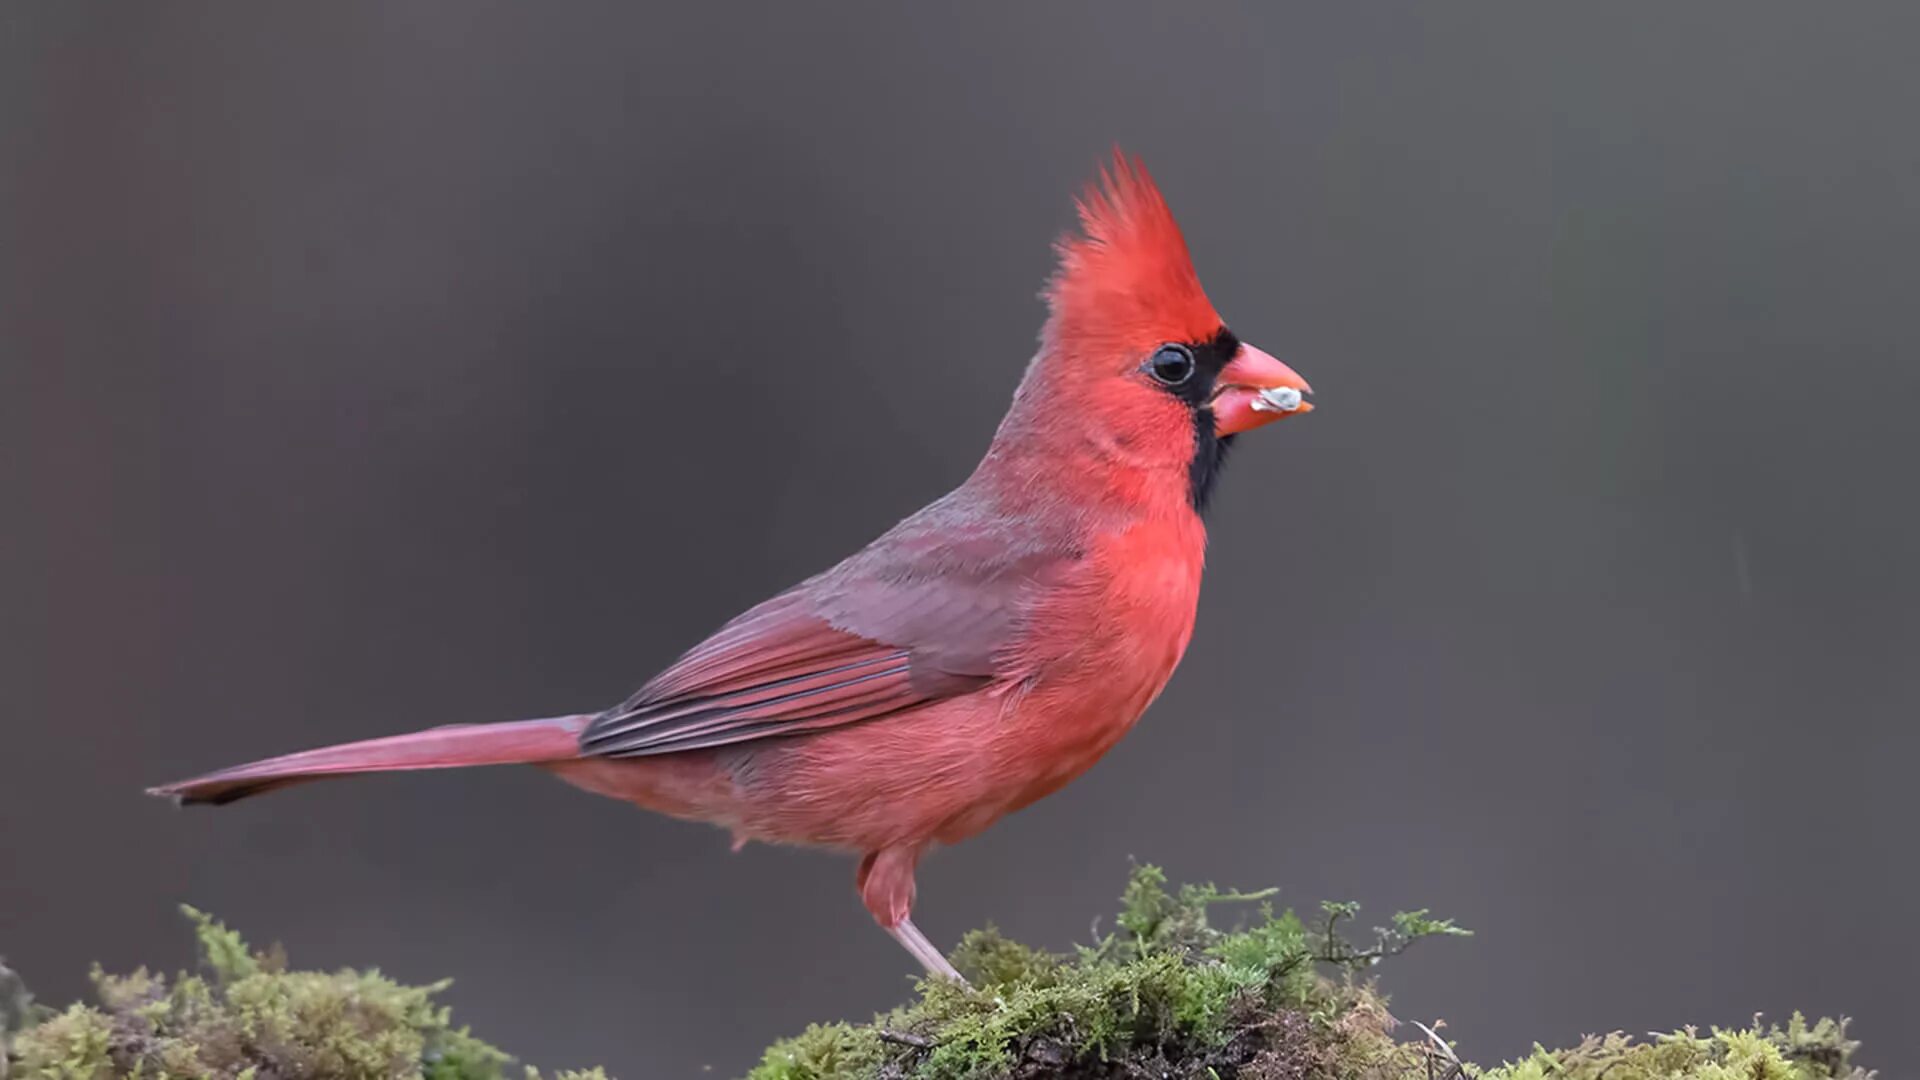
left=4, top=3, right=1917, bottom=1075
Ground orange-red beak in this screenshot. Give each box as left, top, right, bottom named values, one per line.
left=1210, top=343, right=1313, bottom=436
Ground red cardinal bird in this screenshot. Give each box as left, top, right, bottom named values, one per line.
left=150, top=152, right=1313, bottom=980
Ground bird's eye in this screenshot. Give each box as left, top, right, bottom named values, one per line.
left=1145, top=344, right=1195, bottom=386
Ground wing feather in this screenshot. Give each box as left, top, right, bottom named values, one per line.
left=576, top=502, right=1080, bottom=758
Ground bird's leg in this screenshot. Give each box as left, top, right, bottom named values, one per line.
left=858, top=846, right=966, bottom=984
left=888, top=918, right=964, bottom=982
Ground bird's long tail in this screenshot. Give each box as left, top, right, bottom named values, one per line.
left=147, top=715, right=593, bottom=806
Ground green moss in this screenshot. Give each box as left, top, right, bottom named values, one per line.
left=748, top=864, right=1474, bottom=1080
left=4, top=908, right=602, bottom=1080
left=3, top=867, right=1877, bottom=1080
left=1476, top=1016, right=1871, bottom=1080
left=748, top=865, right=1869, bottom=1080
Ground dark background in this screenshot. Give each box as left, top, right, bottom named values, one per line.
left=5, top=3, right=1917, bottom=1076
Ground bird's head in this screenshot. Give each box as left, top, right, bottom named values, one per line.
left=1018, top=151, right=1312, bottom=513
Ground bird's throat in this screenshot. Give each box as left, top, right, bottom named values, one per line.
left=1188, top=420, right=1234, bottom=516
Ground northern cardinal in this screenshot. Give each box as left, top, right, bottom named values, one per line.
left=150, top=152, right=1313, bottom=980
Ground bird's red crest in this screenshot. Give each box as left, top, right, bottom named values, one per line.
left=1044, top=151, right=1223, bottom=359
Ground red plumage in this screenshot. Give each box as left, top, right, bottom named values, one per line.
left=1048, top=154, right=1224, bottom=355
left=150, top=150, right=1314, bottom=979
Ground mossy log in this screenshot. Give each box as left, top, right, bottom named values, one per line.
left=1, top=867, right=1874, bottom=1080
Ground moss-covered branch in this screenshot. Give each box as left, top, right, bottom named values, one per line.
left=0, top=911, right=605, bottom=1080
left=749, top=866, right=1871, bottom=1080
left=1, top=866, right=1877, bottom=1080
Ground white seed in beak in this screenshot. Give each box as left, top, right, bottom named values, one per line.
left=1248, top=386, right=1304, bottom=413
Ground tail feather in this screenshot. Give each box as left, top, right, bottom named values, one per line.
left=148, top=715, right=592, bottom=806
